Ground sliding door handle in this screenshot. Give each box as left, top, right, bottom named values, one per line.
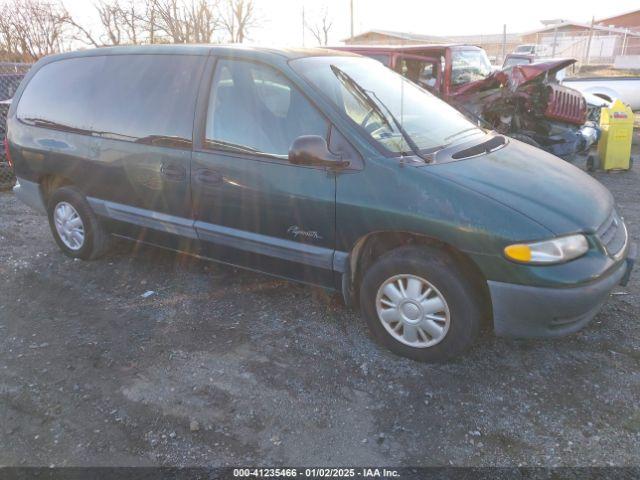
left=196, top=169, right=224, bottom=186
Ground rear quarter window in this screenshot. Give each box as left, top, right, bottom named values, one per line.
left=17, top=54, right=204, bottom=147
left=17, top=56, right=105, bottom=132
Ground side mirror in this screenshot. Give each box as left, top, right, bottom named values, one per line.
left=289, top=135, right=350, bottom=168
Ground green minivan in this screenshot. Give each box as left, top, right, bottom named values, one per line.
left=7, top=45, right=636, bottom=361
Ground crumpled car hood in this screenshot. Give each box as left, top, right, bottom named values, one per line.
left=428, top=138, right=613, bottom=235
left=454, top=58, right=577, bottom=96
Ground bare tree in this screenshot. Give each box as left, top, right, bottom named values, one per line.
left=185, top=0, right=220, bottom=43
left=221, top=0, right=258, bottom=43
left=151, top=0, right=189, bottom=43
left=66, top=0, right=147, bottom=47
left=0, top=0, right=71, bottom=61
left=305, top=8, right=333, bottom=46
left=150, top=0, right=220, bottom=44
left=145, top=0, right=158, bottom=44
left=119, top=0, right=145, bottom=45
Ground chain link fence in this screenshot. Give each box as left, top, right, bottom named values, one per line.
left=526, top=29, right=640, bottom=69
left=0, top=62, right=31, bottom=190
left=457, top=29, right=640, bottom=69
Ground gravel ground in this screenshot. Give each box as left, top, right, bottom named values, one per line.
left=0, top=145, right=639, bottom=468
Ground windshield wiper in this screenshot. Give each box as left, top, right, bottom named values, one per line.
left=367, top=89, right=433, bottom=163
left=331, top=65, right=393, bottom=130
left=330, top=65, right=432, bottom=163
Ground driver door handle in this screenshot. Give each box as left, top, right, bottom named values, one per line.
left=160, top=162, right=186, bottom=180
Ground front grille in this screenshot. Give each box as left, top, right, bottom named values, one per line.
left=597, top=210, right=628, bottom=259
left=545, top=84, right=587, bottom=125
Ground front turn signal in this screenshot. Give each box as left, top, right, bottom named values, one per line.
left=504, top=244, right=532, bottom=263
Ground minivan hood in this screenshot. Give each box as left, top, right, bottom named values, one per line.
left=429, top=139, right=613, bottom=235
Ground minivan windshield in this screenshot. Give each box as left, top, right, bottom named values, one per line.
left=291, top=56, right=482, bottom=156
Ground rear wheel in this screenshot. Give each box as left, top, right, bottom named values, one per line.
left=359, top=246, right=482, bottom=362
left=47, top=186, right=110, bottom=260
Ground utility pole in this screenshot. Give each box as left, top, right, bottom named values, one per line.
left=551, top=25, right=558, bottom=57
left=350, top=0, right=354, bottom=40
left=584, top=16, right=595, bottom=65
left=302, top=4, right=306, bottom=47
left=501, top=24, right=506, bottom=63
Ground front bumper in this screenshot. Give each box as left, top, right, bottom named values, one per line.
left=490, top=244, right=636, bottom=337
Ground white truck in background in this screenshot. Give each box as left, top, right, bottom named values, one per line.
left=504, top=52, right=640, bottom=111
left=563, top=77, right=640, bottom=111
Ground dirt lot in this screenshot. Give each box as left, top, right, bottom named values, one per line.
left=1, top=147, right=639, bottom=468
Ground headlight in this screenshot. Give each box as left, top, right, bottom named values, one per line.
left=504, top=234, right=588, bottom=264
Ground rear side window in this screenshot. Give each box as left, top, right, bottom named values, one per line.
left=92, top=54, right=204, bottom=146
left=17, top=56, right=105, bottom=132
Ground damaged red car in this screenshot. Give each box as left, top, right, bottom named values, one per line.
left=335, top=44, right=599, bottom=160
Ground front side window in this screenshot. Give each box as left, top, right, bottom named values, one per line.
left=205, top=59, right=328, bottom=158
left=450, top=49, right=493, bottom=86
left=291, top=56, right=481, bottom=156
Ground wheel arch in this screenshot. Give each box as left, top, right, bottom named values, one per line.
left=592, top=92, right=613, bottom=103
left=39, top=174, right=74, bottom=205
left=343, top=230, right=492, bottom=324
left=584, top=87, right=616, bottom=104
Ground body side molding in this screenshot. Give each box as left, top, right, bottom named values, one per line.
left=87, top=197, right=347, bottom=272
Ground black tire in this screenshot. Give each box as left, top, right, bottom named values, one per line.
left=47, top=186, right=110, bottom=260
left=359, top=246, right=482, bottom=362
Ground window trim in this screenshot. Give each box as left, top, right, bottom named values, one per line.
left=195, top=55, right=353, bottom=169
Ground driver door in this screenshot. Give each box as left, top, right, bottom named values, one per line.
left=191, top=57, right=337, bottom=287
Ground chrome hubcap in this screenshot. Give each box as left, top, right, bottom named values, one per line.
left=375, top=274, right=450, bottom=348
left=53, top=202, right=85, bottom=251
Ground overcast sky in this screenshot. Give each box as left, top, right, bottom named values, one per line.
left=60, top=0, right=639, bottom=46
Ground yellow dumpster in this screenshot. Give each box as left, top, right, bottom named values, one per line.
left=598, top=99, right=634, bottom=171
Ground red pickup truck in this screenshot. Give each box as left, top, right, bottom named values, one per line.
left=334, top=44, right=599, bottom=160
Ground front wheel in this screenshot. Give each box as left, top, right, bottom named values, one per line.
left=360, top=246, right=483, bottom=362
